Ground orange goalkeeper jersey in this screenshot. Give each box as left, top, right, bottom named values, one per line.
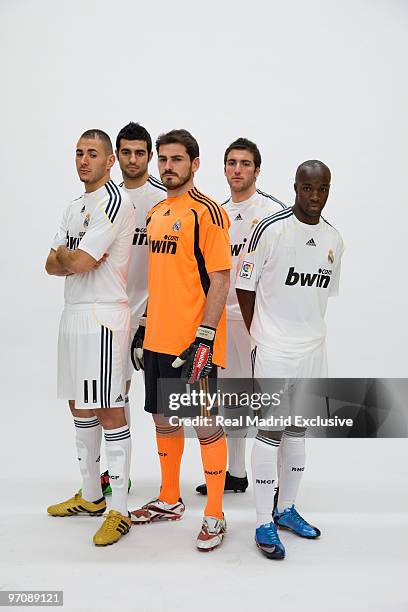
left=144, top=187, right=231, bottom=367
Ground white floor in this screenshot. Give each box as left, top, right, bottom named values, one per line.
left=2, top=419, right=408, bottom=612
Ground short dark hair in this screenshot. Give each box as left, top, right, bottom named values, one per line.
left=295, top=160, right=331, bottom=182
left=156, top=129, right=199, bottom=162
left=224, top=137, right=261, bottom=169
left=79, top=129, right=113, bottom=154
left=116, top=122, right=152, bottom=155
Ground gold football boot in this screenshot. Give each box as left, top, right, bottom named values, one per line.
left=47, top=493, right=106, bottom=517
left=93, top=510, right=131, bottom=546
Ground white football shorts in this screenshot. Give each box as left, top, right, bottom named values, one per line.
left=253, top=342, right=328, bottom=379
left=252, top=342, right=328, bottom=430
left=57, top=303, right=130, bottom=409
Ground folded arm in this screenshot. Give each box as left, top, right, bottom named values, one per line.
left=55, top=246, right=108, bottom=274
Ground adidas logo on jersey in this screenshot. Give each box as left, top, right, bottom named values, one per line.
left=234, top=213, right=243, bottom=221
left=285, top=266, right=332, bottom=288
left=163, top=209, right=171, bottom=216
left=306, top=238, right=316, bottom=246
left=115, top=394, right=124, bottom=402
left=80, top=205, right=85, bottom=213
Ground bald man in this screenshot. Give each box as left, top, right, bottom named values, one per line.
left=236, top=160, right=344, bottom=559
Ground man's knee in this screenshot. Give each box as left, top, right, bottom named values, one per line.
left=153, top=413, right=183, bottom=437
left=152, top=413, right=171, bottom=427
left=195, top=423, right=224, bottom=442
left=68, top=400, right=96, bottom=419
left=97, top=407, right=127, bottom=430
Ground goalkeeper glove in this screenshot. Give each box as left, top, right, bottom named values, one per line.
left=172, top=325, right=216, bottom=383
left=131, top=316, right=146, bottom=371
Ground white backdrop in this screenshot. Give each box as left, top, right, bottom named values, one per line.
left=1, top=0, right=407, bottom=390
left=1, top=2, right=407, bottom=610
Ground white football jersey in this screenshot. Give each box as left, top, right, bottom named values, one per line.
left=121, top=176, right=166, bottom=326
left=235, top=208, right=344, bottom=356
left=223, top=189, right=286, bottom=320
left=52, top=180, right=136, bottom=305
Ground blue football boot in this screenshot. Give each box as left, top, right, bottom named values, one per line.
left=273, top=505, right=321, bottom=539
left=255, top=522, right=286, bottom=559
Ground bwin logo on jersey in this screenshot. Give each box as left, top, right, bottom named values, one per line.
left=149, top=235, right=178, bottom=255
left=66, top=233, right=84, bottom=251
left=285, top=267, right=332, bottom=288
left=133, top=227, right=148, bottom=246
left=231, top=238, right=247, bottom=257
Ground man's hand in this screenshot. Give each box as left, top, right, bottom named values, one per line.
left=93, top=253, right=109, bottom=269
left=56, top=246, right=109, bottom=274
left=172, top=326, right=216, bottom=383
left=131, top=316, right=146, bottom=371
left=45, top=249, right=72, bottom=276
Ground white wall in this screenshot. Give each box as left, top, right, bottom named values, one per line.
left=1, top=0, right=407, bottom=463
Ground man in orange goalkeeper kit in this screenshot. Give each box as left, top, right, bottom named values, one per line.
left=130, top=129, right=231, bottom=551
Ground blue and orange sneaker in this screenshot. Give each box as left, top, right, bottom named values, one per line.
left=255, top=522, right=285, bottom=559
left=273, top=505, right=321, bottom=539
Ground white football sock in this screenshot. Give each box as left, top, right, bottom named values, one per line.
left=251, top=433, right=280, bottom=527
left=124, top=394, right=131, bottom=428
left=104, top=426, right=131, bottom=517
left=277, top=430, right=306, bottom=513
left=74, top=416, right=103, bottom=502
left=227, top=431, right=248, bottom=478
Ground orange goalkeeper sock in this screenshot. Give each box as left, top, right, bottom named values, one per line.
left=199, top=429, right=227, bottom=519
left=155, top=424, right=185, bottom=504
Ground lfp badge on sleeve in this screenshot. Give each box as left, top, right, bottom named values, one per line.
left=240, top=261, right=254, bottom=279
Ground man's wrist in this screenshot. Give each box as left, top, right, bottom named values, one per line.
left=56, top=246, right=67, bottom=262
left=52, top=247, right=71, bottom=275
left=56, top=246, right=74, bottom=272
left=196, top=325, right=216, bottom=342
